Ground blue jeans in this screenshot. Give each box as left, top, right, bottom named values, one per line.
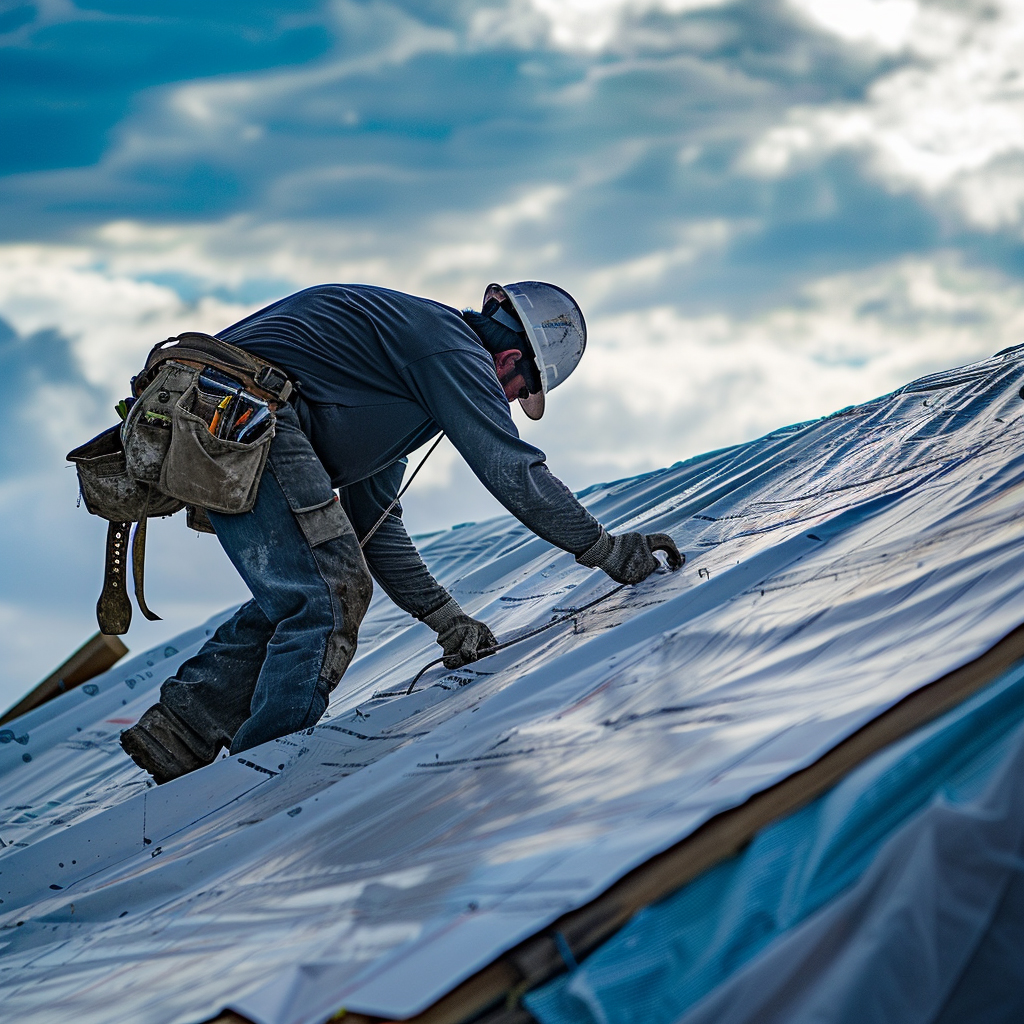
left=159, top=403, right=373, bottom=756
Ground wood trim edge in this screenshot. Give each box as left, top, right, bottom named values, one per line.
left=0, top=632, right=128, bottom=726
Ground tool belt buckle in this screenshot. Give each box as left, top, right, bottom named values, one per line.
left=254, top=364, right=292, bottom=402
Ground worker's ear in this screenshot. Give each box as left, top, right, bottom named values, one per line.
left=493, top=349, right=522, bottom=379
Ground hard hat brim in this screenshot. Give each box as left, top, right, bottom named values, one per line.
left=518, top=390, right=545, bottom=420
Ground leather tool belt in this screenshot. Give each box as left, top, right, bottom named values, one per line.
left=68, top=333, right=294, bottom=635
left=133, top=332, right=293, bottom=405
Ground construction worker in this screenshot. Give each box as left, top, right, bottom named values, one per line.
left=120, top=282, right=682, bottom=783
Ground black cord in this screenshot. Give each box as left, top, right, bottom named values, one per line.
left=404, top=583, right=628, bottom=695
left=360, top=433, right=446, bottom=550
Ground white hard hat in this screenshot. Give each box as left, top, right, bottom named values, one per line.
left=483, top=281, right=587, bottom=420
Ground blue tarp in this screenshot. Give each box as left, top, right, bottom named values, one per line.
left=678, top=686, right=1024, bottom=1024
left=527, top=659, right=1024, bottom=1024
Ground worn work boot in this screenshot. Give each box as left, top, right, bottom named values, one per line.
left=120, top=703, right=218, bottom=784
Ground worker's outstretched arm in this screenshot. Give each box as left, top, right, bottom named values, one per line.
left=400, top=347, right=681, bottom=581
left=401, top=347, right=604, bottom=553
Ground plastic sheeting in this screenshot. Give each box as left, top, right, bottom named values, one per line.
left=4, top=350, right=1024, bottom=1024
left=525, top=647, right=1024, bottom=1024
left=672, top=677, right=1024, bottom=1024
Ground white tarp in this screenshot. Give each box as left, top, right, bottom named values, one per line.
left=3, top=351, right=1024, bottom=1023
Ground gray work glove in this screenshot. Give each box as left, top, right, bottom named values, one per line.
left=422, top=598, right=498, bottom=669
left=576, top=529, right=684, bottom=585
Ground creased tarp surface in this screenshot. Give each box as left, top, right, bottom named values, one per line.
left=525, top=639, right=1024, bottom=1024
left=671, top=674, right=1024, bottom=1024
left=3, top=351, right=1024, bottom=1023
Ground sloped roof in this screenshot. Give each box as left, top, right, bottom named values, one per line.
left=4, top=349, right=1024, bottom=1024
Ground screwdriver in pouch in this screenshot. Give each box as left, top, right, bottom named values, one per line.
left=209, top=395, right=233, bottom=437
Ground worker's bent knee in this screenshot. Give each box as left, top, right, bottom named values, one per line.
left=318, top=553, right=373, bottom=688
left=343, top=557, right=373, bottom=631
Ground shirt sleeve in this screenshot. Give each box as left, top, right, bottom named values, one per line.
left=339, top=461, right=453, bottom=620
left=399, top=346, right=603, bottom=554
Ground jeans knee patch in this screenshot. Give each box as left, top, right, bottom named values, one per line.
left=294, top=496, right=350, bottom=548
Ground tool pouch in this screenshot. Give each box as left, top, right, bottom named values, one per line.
left=122, top=360, right=195, bottom=486
left=68, top=425, right=184, bottom=523
left=125, top=361, right=274, bottom=514
left=186, top=505, right=216, bottom=534
left=160, top=383, right=273, bottom=513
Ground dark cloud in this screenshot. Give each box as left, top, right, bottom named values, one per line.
left=1, top=1, right=332, bottom=175
left=0, top=316, right=106, bottom=474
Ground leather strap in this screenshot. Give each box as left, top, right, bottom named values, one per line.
left=97, top=521, right=133, bottom=635
left=135, top=332, right=293, bottom=404
left=132, top=487, right=161, bottom=622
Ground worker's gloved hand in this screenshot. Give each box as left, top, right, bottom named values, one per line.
left=421, top=598, right=498, bottom=669
left=576, top=529, right=684, bottom=585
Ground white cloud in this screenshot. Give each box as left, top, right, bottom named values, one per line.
left=140, top=0, right=458, bottom=147
left=578, top=219, right=739, bottom=304
left=58, top=183, right=574, bottom=325
left=519, top=0, right=731, bottom=52
left=787, top=0, right=919, bottom=53
left=744, top=0, right=1024, bottom=231
left=0, top=244, right=252, bottom=393
left=530, top=254, right=1024, bottom=479
left=1, top=228, right=1018, bottom=491
left=954, top=162, right=1024, bottom=231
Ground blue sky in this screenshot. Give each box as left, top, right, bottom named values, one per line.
left=3, top=0, right=1024, bottom=701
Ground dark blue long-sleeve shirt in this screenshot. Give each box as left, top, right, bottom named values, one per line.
left=217, top=284, right=601, bottom=617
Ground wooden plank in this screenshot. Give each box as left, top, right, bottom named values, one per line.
left=0, top=632, right=128, bottom=726
left=207, top=621, right=1024, bottom=1024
